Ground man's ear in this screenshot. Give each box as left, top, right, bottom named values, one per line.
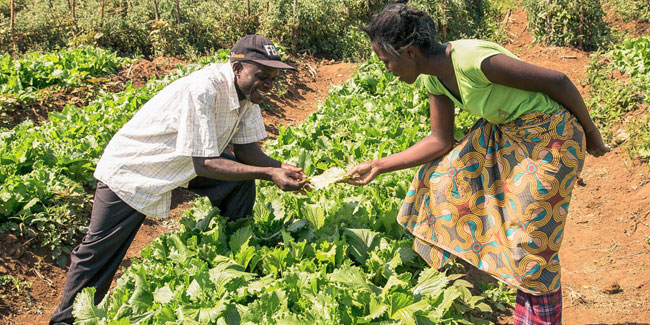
left=232, top=61, right=243, bottom=74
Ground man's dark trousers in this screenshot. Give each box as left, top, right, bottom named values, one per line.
left=49, top=154, right=256, bottom=324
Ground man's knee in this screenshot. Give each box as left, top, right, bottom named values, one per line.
left=238, top=179, right=257, bottom=209
left=222, top=179, right=256, bottom=220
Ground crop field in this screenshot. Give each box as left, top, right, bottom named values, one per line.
left=1, top=0, right=650, bottom=324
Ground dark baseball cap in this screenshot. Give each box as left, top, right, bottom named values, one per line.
left=230, top=35, right=296, bottom=70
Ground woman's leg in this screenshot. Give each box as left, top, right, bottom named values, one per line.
left=513, top=287, right=562, bottom=325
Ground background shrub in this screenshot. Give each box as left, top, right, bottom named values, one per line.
left=1, top=0, right=507, bottom=61
left=606, top=0, right=650, bottom=23
left=523, top=0, right=610, bottom=50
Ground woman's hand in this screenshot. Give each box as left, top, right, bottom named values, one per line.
left=584, top=127, right=610, bottom=157
left=344, top=161, right=382, bottom=186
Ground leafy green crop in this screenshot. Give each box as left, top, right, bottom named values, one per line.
left=586, top=34, right=650, bottom=165
left=0, top=49, right=229, bottom=265
left=74, top=197, right=496, bottom=324
left=73, top=56, right=507, bottom=323
left=0, top=46, right=133, bottom=127
left=308, top=167, right=349, bottom=190
left=0, top=46, right=130, bottom=94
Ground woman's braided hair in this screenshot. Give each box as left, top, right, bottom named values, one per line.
left=361, top=1, right=440, bottom=57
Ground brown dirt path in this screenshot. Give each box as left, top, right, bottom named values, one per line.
left=502, top=6, right=650, bottom=324
left=0, top=58, right=356, bottom=325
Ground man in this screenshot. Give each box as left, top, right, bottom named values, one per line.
left=49, top=34, right=307, bottom=324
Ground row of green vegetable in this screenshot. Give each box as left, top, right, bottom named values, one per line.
left=585, top=33, right=650, bottom=165
left=72, top=57, right=512, bottom=324
left=0, top=49, right=229, bottom=265
left=0, top=46, right=132, bottom=127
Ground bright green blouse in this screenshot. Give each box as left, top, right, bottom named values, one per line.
left=421, top=39, right=561, bottom=124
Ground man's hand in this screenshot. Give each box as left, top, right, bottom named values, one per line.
left=585, top=127, right=610, bottom=157
left=343, top=161, right=381, bottom=186
left=281, top=163, right=306, bottom=177
left=269, top=167, right=308, bottom=192
left=280, top=163, right=311, bottom=193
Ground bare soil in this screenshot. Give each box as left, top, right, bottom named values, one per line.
left=500, top=7, right=650, bottom=324
left=0, top=55, right=356, bottom=325
left=3, top=5, right=650, bottom=325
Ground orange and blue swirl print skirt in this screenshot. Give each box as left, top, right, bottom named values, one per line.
left=397, top=108, right=585, bottom=295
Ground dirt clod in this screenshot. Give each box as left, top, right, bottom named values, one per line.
left=602, top=282, right=623, bottom=294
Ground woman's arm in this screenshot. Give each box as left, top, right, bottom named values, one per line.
left=481, top=54, right=610, bottom=157
left=345, top=93, right=456, bottom=186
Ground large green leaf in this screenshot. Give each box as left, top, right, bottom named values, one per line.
left=413, top=268, right=449, bottom=299
left=343, top=228, right=380, bottom=264
left=72, top=287, right=107, bottom=324
left=329, top=265, right=380, bottom=295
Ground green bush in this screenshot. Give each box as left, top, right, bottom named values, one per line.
left=0, top=0, right=71, bottom=54
left=606, top=0, right=650, bottom=23
left=258, top=0, right=390, bottom=61
left=1, top=0, right=508, bottom=61
left=411, top=0, right=509, bottom=43
left=586, top=35, right=650, bottom=163
left=523, top=0, right=610, bottom=50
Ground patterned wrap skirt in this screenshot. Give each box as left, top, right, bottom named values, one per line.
left=397, top=108, right=585, bottom=295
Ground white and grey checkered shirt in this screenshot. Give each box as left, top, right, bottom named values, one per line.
left=94, top=62, right=267, bottom=218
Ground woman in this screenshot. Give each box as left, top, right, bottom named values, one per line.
left=344, top=2, right=609, bottom=324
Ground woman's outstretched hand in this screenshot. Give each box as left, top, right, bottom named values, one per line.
left=343, top=161, right=382, bottom=186
left=585, top=127, right=610, bottom=157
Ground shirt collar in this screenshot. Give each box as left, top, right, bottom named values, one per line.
left=219, top=62, right=241, bottom=111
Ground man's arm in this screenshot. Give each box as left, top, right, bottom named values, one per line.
left=234, top=142, right=306, bottom=173
left=233, top=142, right=281, bottom=168
left=193, top=156, right=274, bottom=181
left=192, top=154, right=305, bottom=191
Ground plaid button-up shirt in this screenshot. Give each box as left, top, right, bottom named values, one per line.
left=94, top=62, right=267, bottom=218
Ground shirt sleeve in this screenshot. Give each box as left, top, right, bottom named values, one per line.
left=175, top=83, right=223, bottom=157
left=232, top=103, right=267, bottom=144
left=420, top=75, right=445, bottom=96
left=459, top=42, right=515, bottom=86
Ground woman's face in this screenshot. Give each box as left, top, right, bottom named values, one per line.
left=372, top=42, right=418, bottom=84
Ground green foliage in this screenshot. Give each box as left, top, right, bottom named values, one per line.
left=0, top=0, right=71, bottom=53
left=0, top=46, right=129, bottom=92
left=0, top=274, right=32, bottom=295
left=410, top=0, right=510, bottom=43
left=257, top=0, right=382, bottom=61
left=0, top=46, right=132, bottom=127
left=523, top=0, right=611, bottom=50
left=1, top=0, right=508, bottom=61
left=476, top=281, right=517, bottom=312
left=586, top=34, right=650, bottom=164
left=73, top=199, right=496, bottom=324
left=71, top=55, right=506, bottom=323
left=0, top=47, right=228, bottom=265
left=606, top=0, right=650, bottom=23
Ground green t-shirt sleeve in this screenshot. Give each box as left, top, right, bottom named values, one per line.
left=421, top=75, right=445, bottom=96
left=454, top=40, right=517, bottom=86
left=456, top=48, right=501, bottom=85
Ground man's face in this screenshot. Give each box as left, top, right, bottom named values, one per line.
left=234, top=62, right=280, bottom=104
